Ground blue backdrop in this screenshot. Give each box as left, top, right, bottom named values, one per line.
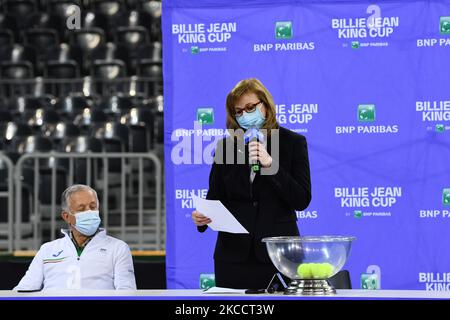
left=163, top=0, right=450, bottom=290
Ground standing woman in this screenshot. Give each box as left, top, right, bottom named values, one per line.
left=192, top=78, right=311, bottom=289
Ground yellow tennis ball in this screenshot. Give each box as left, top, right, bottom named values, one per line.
left=313, top=263, right=334, bottom=278
left=317, top=264, right=328, bottom=278
left=310, top=263, right=322, bottom=279
left=323, top=263, right=334, bottom=277
left=297, top=263, right=312, bottom=278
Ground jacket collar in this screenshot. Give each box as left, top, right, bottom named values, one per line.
left=61, top=228, right=106, bottom=240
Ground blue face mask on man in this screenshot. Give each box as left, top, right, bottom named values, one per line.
left=69, top=210, right=101, bottom=236
left=236, top=106, right=265, bottom=130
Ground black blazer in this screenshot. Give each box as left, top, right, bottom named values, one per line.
left=198, top=126, right=312, bottom=263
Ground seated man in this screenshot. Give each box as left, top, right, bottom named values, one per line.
left=14, top=184, right=137, bottom=290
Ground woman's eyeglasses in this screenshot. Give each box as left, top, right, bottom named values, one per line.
left=234, top=101, right=262, bottom=118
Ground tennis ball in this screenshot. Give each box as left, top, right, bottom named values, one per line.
left=316, top=264, right=328, bottom=278
left=310, top=263, right=322, bottom=279
left=297, top=263, right=334, bottom=278
left=323, top=263, right=334, bottom=277
left=313, top=263, right=334, bottom=279
left=297, top=263, right=312, bottom=278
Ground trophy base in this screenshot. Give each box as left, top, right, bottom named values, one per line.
left=284, top=279, right=336, bottom=295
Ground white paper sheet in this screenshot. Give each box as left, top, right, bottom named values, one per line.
left=202, top=287, right=247, bottom=294
left=192, top=194, right=249, bottom=234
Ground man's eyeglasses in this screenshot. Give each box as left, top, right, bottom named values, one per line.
left=234, top=101, right=262, bottom=118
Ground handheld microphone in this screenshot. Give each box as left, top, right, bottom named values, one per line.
left=244, top=126, right=264, bottom=173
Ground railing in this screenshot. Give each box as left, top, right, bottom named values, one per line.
left=0, top=153, right=14, bottom=252
left=12, top=152, right=163, bottom=251
left=0, top=76, right=163, bottom=98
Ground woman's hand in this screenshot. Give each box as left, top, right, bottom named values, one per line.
left=249, top=141, right=272, bottom=168
left=192, top=210, right=212, bottom=226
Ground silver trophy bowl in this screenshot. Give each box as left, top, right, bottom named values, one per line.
left=262, top=236, right=356, bottom=295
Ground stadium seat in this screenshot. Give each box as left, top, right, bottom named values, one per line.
left=54, top=95, right=94, bottom=121
left=0, top=46, right=37, bottom=95
left=91, top=0, right=124, bottom=40
left=4, top=0, right=37, bottom=30
left=139, top=0, right=161, bottom=18
left=91, top=0, right=124, bottom=16
left=45, top=60, right=79, bottom=79
left=44, top=60, right=80, bottom=96
left=23, top=28, right=59, bottom=59
left=81, top=10, right=109, bottom=30
left=0, top=13, right=18, bottom=40
left=89, top=121, right=129, bottom=176
left=23, top=108, right=61, bottom=129
left=0, top=179, right=31, bottom=224
left=125, top=0, right=140, bottom=9
left=117, top=9, right=152, bottom=32
left=0, top=30, right=14, bottom=47
left=10, top=135, right=67, bottom=207
left=92, top=59, right=126, bottom=80
left=42, top=122, right=81, bottom=145
left=0, top=44, right=37, bottom=68
left=91, top=122, right=130, bottom=151
left=120, top=107, right=154, bottom=151
left=129, top=125, right=150, bottom=152
left=0, top=97, right=7, bottom=109
left=44, top=43, right=83, bottom=63
left=91, top=42, right=130, bottom=74
left=151, top=95, right=164, bottom=144
left=120, top=105, right=154, bottom=126
left=98, top=95, right=135, bottom=115
left=92, top=42, right=129, bottom=60
left=92, top=59, right=127, bottom=94
left=139, top=0, right=161, bottom=41
left=6, top=134, right=53, bottom=163
left=115, top=26, right=149, bottom=53
left=30, top=78, right=54, bottom=99
left=27, top=12, right=63, bottom=34
left=0, top=61, right=34, bottom=79
left=58, top=135, right=103, bottom=185
left=137, top=60, right=162, bottom=95
left=69, top=27, right=106, bottom=74
left=73, top=107, right=108, bottom=128
left=0, top=123, right=33, bottom=145
left=137, top=60, right=161, bottom=77
left=60, top=135, right=103, bottom=153
left=44, top=60, right=80, bottom=90
left=130, top=41, right=160, bottom=74
left=70, top=27, right=105, bottom=55
left=137, top=41, right=161, bottom=63
left=8, top=96, right=51, bottom=115
left=0, top=111, right=13, bottom=124
left=114, top=26, right=149, bottom=73
left=11, top=135, right=53, bottom=154
left=29, top=165, right=68, bottom=208
left=48, top=0, right=82, bottom=21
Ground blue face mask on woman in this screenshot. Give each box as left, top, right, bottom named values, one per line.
left=236, top=106, right=265, bottom=130
left=69, top=210, right=101, bottom=236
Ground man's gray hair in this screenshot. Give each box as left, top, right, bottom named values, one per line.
left=61, top=184, right=99, bottom=212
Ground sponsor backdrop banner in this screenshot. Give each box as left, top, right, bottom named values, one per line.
left=162, top=0, right=450, bottom=290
